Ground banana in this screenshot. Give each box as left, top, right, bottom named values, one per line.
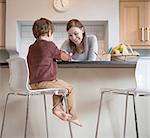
left=112, top=43, right=140, bottom=56
left=111, top=43, right=129, bottom=55
left=113, top=44, right=121, bottom=51
left=114, top=49, right=121, bottom=55
left=120, top=44, right=129, bottom=55
left=111, top=43, right=121, bottom=55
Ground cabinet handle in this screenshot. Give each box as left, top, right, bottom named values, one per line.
left=145, top=27, right=150, bottom=41
left=140, top=27, right=145, bottom=41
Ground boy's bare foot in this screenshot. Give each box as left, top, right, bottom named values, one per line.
left=53, top=110, right=72, bottom=121
left=68, top=119, right=82, bottom=127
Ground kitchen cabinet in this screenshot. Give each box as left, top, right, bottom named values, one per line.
left=120, top=1, right=150, bottom=48
left=0, top=1, right=5, bottom=48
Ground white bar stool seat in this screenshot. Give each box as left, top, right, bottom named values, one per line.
left=0, top=57, right=73, bottom=138
left=95, top=57, right=150, bottom=138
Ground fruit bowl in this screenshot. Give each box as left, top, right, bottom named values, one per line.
left=111, top=43, right=140, bottom=61
left=111, top=54, right=139, bottom=61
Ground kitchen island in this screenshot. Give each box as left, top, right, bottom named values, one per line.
left=56, top=60, right=138, bottom=138
left=2, top=60, right=147, bottom=138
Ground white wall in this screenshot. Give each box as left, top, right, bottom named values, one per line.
left=5, top=0, right=119, bottom=56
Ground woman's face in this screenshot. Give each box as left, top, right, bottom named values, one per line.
left=68, top=27, right=84, bottom=45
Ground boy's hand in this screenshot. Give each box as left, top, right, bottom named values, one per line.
left=60, top=51, right=73, bottom=61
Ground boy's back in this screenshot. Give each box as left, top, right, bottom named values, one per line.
left=27, top=39, right=61, bottom=84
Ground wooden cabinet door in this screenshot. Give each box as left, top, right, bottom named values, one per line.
left=0, top=2, right=5, bottom=48
left=144, top=2, right=150, bottom=46
left=120, top=2, right=146, bottom=48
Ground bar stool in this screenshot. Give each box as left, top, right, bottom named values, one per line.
left=0, top=57, right=73, bottom=138
left=95, top=57, right=150, bottom=138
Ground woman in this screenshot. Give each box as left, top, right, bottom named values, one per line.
left=61, top=19, right=98, bottom=61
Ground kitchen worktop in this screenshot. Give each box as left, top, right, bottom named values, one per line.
left=57, top=60, right=136, bottom=68
left=0, top=60, right=136, bottom=68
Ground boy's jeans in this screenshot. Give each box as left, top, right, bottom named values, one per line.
left=30, top=79, right=78, bottom=119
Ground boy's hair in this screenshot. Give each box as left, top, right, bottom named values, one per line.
left=32, top=18, right=55, bottom=39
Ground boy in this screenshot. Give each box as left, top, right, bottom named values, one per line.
left=27, top=18, right=81, bottom=126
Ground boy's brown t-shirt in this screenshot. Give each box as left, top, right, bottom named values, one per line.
left=27, top=39, right=61, bottom=84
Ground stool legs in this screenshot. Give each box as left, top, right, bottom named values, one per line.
left=24, top=95, right=50, bottom=138
left=95, top=91, right=138, bottom=138
left=24, top=95, right=30, bottom=138
left=0, top=93, right=72, bottom=138
left=63, top=93, right=73, bottom=138
left=43, top=95, right=49, bottom=138
left=123, top=93, right=129, bottom=138
left=123, top=94, right=139, bottom=138
left=95, top=91, right=105, bottom=138
left=0, top=93, right=11, bottom=138
left=133, top=95, right=139, bottom=138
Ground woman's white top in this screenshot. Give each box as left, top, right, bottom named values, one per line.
left=61, top=35, right=98, bottom=61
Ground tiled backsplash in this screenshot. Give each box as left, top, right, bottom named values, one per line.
left=19, top=21, right=108, bottom=57
left=0, top=48, right=9, bottom=63
left=134, top=49, right=150, bottom=57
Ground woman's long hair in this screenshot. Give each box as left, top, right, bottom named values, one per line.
left=66, top=19, right=86, bottom=54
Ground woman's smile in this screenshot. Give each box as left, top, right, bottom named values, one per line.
left=68, top=27, right=84, bottom=45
